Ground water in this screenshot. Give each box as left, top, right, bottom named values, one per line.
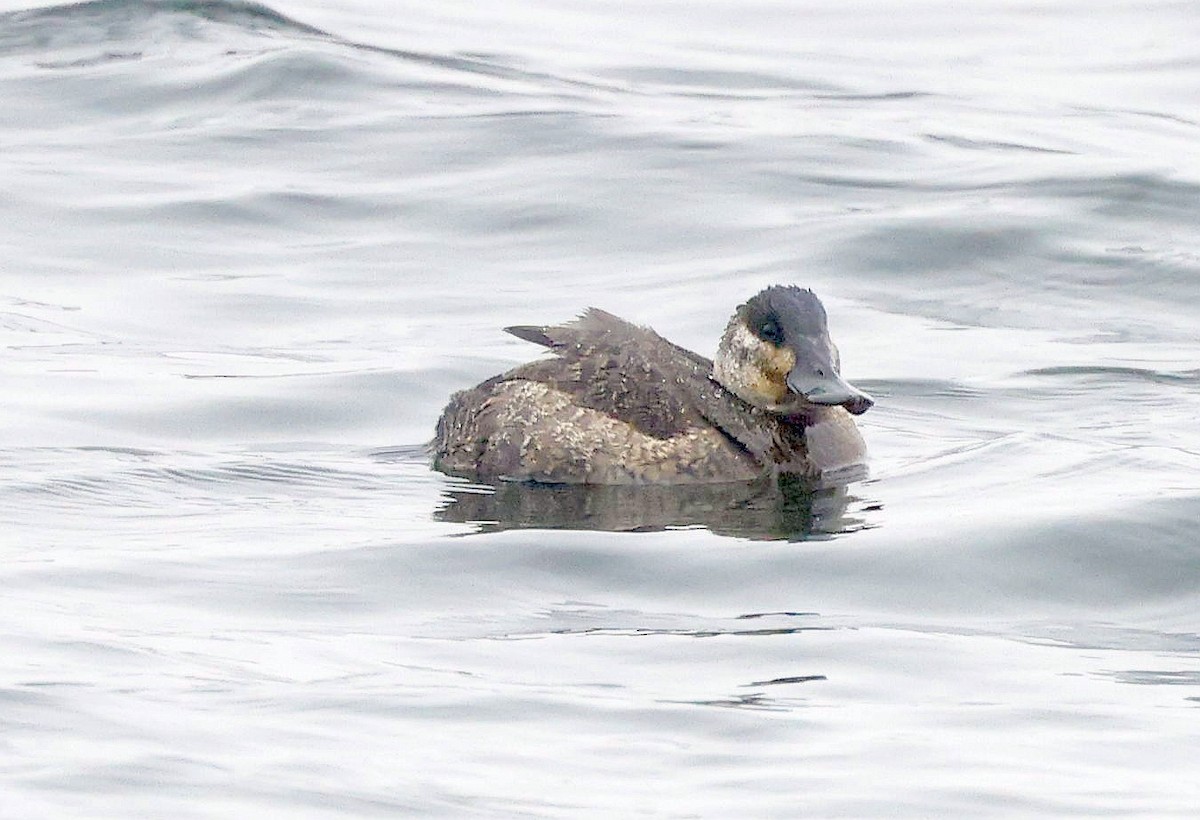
left=2, top=0, right=1199, bottom=816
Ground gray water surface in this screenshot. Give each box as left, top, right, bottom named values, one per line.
left=3, top=0, right=1200, bottom=816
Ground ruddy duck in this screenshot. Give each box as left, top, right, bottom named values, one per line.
left=433, top=286, right=874, bottom=484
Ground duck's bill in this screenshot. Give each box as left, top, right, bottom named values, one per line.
left=786, top=370, right=875, bottom=415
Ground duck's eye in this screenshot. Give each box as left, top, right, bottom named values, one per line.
left=758, top=319, right=784, bottom=344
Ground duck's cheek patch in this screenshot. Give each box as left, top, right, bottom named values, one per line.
left=741, top=343, right=795, bottom=406
left=758, top=343, right=796, bottom=383
left=751, top=371, right=789, bottom=405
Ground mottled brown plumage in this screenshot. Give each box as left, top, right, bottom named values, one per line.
left=433, top=288, right=873, bottom=485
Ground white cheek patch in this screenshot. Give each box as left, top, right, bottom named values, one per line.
left=713, top=324, right=760, bottom=398
left=713, top=324, right=793, bottom=408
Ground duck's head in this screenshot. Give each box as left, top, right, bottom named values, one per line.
left=712, top=286, right=874, bottom=417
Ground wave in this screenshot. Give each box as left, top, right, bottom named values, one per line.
left=0, top=445, right=428, bottom=514
left=1020, top=365, right=1200, bottom=386
left=0, top=0, right=330, bottom=52
left=0, top=0, right=608, bottom=98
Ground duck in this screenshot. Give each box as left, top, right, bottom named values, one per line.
left=432, top=286, right=874, bottom=485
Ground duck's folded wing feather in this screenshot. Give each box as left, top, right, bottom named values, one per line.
left=504, top=309, right=779, bottom=461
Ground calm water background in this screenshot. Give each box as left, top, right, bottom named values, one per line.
left=3, top=0, right=1200, bottom=816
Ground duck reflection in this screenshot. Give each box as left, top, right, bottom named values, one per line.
left=435, top=473, right=869, bottom=541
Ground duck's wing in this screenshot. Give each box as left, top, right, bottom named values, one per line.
left=505, top=309, right=780, bottom=460
left=503, top=309, right=702, bottom=440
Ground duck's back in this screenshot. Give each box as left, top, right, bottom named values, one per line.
left=433, top=309, right=783, bottom=484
